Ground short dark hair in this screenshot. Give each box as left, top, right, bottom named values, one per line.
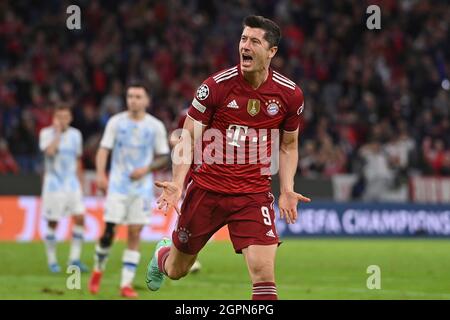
left=242, top=15, right=281, bottom=48
left=127, top=81, right=150, bottom=96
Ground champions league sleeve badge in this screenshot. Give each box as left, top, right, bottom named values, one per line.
left=196, top=84, right=209, bottom=101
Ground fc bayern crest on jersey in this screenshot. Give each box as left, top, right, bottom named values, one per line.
left=177, top=227, right=192, bottom=244
left=196, top=84, right=209, bottom=101
left=265, top=99, right=281, bottom=116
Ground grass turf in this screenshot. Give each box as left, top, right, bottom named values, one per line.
left=1, top=239, right=449, bottom=300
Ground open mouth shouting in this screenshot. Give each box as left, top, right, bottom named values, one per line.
left=241, top=52, right=254, bottom=68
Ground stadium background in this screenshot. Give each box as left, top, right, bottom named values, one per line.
left=1, top=0, right=450, bottom=299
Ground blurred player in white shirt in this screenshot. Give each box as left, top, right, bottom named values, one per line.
left=39, top=105, right=88, bottom=273
left=88, top=83, right=170, bottom=298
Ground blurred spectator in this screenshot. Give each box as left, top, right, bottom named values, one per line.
left=299, top=140, right=319, bottom=177
left=0, top=138, right=19, bottom=174
left=7, top=111, right=38, bottom=173
left=99, top=79, right=124, bottom=126
left=384, top=121, right=416, bottom=185
left=72, top=102, right=101, bottom=143
left=359, top=140, right=394, bottom=202
left=423, top=138, right=447, bottom=175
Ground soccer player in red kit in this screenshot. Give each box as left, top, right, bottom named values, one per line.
left=146, top=15, right=310, bottom=300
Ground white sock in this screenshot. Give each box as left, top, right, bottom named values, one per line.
left=69, top=225, right=84, bottom=263
left=120, top=249, right=140, bottom=288
left=44, top=227, right=57, bottom=265
left=94, top=244, right=111, bottom=272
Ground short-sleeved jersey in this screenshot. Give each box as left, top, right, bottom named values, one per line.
left=100, top=111, right=170, bottom=197
left=39, top=126, right=83, bottom=193
left=187, top=64, right=305, bottom=194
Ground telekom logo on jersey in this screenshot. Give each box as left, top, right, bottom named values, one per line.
left=171, top=124, right=281, bottom=175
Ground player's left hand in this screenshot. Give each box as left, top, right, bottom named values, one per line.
left=154, top=181, right=182, bottom=215
left=278, top=191, right=311, bottom=224
left=129, top=167, right=148, bottom=180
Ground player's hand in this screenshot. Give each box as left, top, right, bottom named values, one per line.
left=278, top=191, right=311, bottom=224
left=96, top=172, right=108, bottom=194
left=154, top=181, right=182, bottom=215
left=129, top=167, right=148, bottom=180
left=52, top=118, right=62, bottom=134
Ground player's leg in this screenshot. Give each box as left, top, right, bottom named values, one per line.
left=89, top=221, right=117, bottom=293
left=42, top=193, right=64, bottom=273
left=68, top=214, right=89, bottom=272
left=89, top=193, right=126, bottom=294
left=146, top=183, right=224, bottom=291
left=119, top=224, right=143, bottom=298
left=242, top=244, right=278, bottom=300
left=94, top=222, right=117, bottom=270
left=119, top=196, right=153, bottom=297
left=163, top=244, right=198, bottom=280
left=227, top=192, right=280, bottom=300
left=45, top=220, right=60, bottom=273
left=146, top=239, right=198, bottom=292
left=68, top=192, right=88, bottom=272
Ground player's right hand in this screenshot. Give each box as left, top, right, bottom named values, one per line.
left=154, top=181, right=182, bottom=215
left=52, top=118, right=62, bottom=134
left=96, top=173, right=108, bottom=194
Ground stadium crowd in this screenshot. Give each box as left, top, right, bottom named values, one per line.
left=1, top=0, right=449, bottom=186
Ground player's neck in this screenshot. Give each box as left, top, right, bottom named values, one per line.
left=128, top=110, right=146, bottom=121
left=242, top=68, right=269, bottom=90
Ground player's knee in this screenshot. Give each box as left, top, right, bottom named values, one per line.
left=100, top=223, right=116, bottom=248
left=249, top=263, right=274, bottom=282
left=166, top=265, right=190, bottom=280
left=127, top=228, right=142, bottom=243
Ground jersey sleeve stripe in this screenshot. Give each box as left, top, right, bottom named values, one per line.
left=272, top=77, right=295, bottom=90
left=213, top=66, right=238, bottom=80
left=273, top=71, right=296, bottom=86
left=273, top=73, right=296, bottom=87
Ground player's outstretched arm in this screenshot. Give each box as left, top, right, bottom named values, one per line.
left=155, top=116, right=204, bottom=214
left=278, top=129, right=311, bottom=224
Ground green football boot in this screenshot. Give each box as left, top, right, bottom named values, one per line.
left=145, top=238, right=172, bottom=291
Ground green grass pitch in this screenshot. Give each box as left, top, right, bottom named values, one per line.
left=1, top=239, right=450, bottom=300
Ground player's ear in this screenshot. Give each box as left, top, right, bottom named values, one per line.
left=268, top=46, right=278, bottom=59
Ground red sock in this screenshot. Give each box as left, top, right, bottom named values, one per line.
left=252, top=282, right=278, bottom=300
left=157, top=246, right=170, bottom=276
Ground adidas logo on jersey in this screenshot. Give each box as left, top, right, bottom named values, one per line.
left=266, top=230, right=276, bottom=238
left=227, top=100, right=239, bottom=109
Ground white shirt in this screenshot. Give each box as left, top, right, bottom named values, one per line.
left=39, top=126, right=82, bottom=193
left=100, top=111, right=169, bottom=197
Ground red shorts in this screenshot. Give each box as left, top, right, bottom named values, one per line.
left=172, top=181, right=280, bottom=255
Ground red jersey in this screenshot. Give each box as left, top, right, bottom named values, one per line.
left=187, top=65, right=305, bottom=194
